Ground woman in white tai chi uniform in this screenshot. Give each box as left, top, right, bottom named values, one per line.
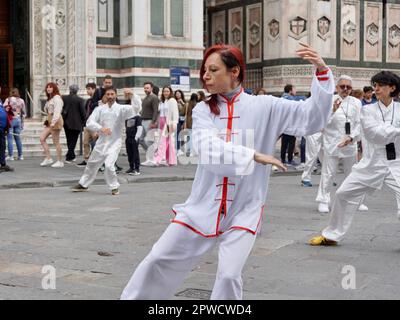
left=121, top=43, right=335, bottom=300
left=310, top=71, right=400, bottom=246
left=316, top=75, right=369, bottom=213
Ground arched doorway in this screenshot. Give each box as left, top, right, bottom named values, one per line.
left=0, top=0, right=30, bottom=116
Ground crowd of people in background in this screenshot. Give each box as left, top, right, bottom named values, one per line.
left=1, top=73, right=399, bottom=189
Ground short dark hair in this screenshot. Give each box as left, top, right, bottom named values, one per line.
left=104, top=75, right=113, bottom=81
left=105, top=86, right=117, bottom=94
left=144, top=81, right=154, bottom=88
left=86, top=83, right=97, bottom=90
left=284, top=84, right=294, bottom=94
left=371, top=71, right=400, bottom=97
left=363, top=86, right=373, bottom=93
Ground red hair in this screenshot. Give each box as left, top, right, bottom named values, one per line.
left=200, top=45, right=246, bottom=115
left=45, top=82, right=61, bottom=101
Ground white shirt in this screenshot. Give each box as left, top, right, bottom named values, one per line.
left=353, top=100, right=400, bottom=189
left=323, top=95, right=361, bottom=158
left=171, top=71, right=335, bottom=237
left=86, top=102, right=135, bottom=155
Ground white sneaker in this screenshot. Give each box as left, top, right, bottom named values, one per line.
left=141, top=160, right=156, bottom=167
left=6, top=156, right=14, bottom=161
left=318, top=203, right=330, bottom=214
left=272, top=165, right=279, bottom=172
left=177, top=150, right=185, bottom=157
left=18, top=156, right=24, bottom=161
left=358, top=204, right=369, bottom=212
left=159, top=160, right=168, bottom=167
left=51, top=161, right=64, bottom=168
left=40, top=158, right=54, bottom=167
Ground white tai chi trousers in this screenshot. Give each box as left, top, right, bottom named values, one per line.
left=316, top=154, right=356, bottom=205
left=79, top=148, right=120, bottom=190
left=323, top=171, right=400, bottom=242
left=121, top=223, right=256, bottom=300
left=302, top=133, right=323, bottom=183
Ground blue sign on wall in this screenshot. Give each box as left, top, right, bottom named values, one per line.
left=170, top=67, right=191, bottom=92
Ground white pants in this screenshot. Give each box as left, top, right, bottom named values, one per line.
left=323, top=171, right=400, bottom=242
left=316, top=154, right=356, bottom=204
left=121, top=223, right=256, bottom=300
left=302, top=134, right=323, bottom=182
left=79, top=148, right=120, bottom=190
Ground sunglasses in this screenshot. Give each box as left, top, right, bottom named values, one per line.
left=339, top=85, right=353, bottom=91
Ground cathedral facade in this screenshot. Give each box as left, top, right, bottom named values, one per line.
left=206, top=0, right=400, bottom=94
left=0, top=0, right=204, bottom=118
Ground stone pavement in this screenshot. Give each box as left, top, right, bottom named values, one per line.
left=1, top=158, right=400, bottom=300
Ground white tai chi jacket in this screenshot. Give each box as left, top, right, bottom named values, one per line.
left=322, top=95, right=362, bottom=158
left=86, top=102, right=135, bottom=156
left=351, top=100, right=400, bottom=189
left=171, top=70, right=335, bottom=237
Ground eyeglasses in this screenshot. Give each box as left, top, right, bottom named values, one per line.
left=339, top=85, right=353, bottom=91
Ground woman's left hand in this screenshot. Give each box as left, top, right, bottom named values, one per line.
left=296, top=42, right=328, bottom=72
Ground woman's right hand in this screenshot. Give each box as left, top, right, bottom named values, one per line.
left=254, top=152, right=288, bottom=172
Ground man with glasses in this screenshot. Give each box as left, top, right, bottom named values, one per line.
left=310, top=71, right=400, bottom=246
left=315, top=75, right=368, bottom=214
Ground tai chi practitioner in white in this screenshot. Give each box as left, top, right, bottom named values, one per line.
left=301, top=131, right=324, bottom=187
left=121, top=43, right=335, bottom=300
left=310, top=71, right=400, bottom=246
left=72, top=87, right=136, bottom=195
left=316, top=75, right=368, bottom=213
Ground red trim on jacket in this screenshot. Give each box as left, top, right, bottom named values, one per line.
left=316, top=69, right=330, bottom=76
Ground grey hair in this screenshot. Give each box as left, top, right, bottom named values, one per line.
left=69, top=84, right=79, bottom=94
left=336, top=75, right=353, bottom=86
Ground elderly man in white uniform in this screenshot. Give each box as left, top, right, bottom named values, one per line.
left=310, top=71, right=400, bottom=246
left=72, top=87, right=136, bottom=195
left=316, top=75, right=368, bottom=213
left=121, top=43, right=335, bottom=300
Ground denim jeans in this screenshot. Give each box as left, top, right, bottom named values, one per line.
left=0, top=130, right=6, bottom=166
left=7, top=117, right=23, bottom=157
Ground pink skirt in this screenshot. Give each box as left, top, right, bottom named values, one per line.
left=154, top=117, right=177, bottom=166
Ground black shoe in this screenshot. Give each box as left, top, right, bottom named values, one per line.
left=99, top=165, right=105, bottom=173
left=77, top=161, right=87, bottom=167
left=71, top=184, right=89, bottom=192
left=115, top=164, right=123, bottom=172
left=126, top=168, right=134, bottom=174
left=0, top=165, right=14, bottom=172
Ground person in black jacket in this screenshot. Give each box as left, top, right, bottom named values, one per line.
left=62, top=85, right=86, bottom=163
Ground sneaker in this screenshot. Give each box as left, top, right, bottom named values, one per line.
left=65, top=159, right=75, bottom=164
left=111, top=189, right=120, bottom=196
left=318, top=202, right=330, bottom=214
left=6, top=156, right=14, bottom=161
left=77, top=161, right=87, bottom=167
left=301, top=180, right=313, bottom=187
left=18, top=156, right=24, bottom=161
left=133, top=170, right=141, bottom=176
left=159, top=160, right=168, bottom=167
left=287, top=161, right=299, bottom=167
left=309, top=235, right=338, bottom=246
left=296, top=163, right=306, bottom=171
left=115, top=164, right=123, bottom=172
left=177, top=150, right=185, bottom=157
left=126, top=169, right=134, bottom=174
left=99, top=164, right=105, bottom=173
left=71, top=184, right=89, bottom=192
left=272, top=165, right=279, bottom=173
left=40, top=158, right=54, bottom=167
left=141, top=160, right=157, bottom=167
left=358, top=204, right=369, bottom=212
left=51, top=161, right=64, bottom=168
left=0, top=165, right=14, bottom=172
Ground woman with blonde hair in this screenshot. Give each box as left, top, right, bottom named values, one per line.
left=40, top=83, right=64, bottom=168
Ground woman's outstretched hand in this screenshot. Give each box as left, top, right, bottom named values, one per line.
left=296, top=42, right=328, bottom=73
left=254, top=152, right=288, bottom=172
